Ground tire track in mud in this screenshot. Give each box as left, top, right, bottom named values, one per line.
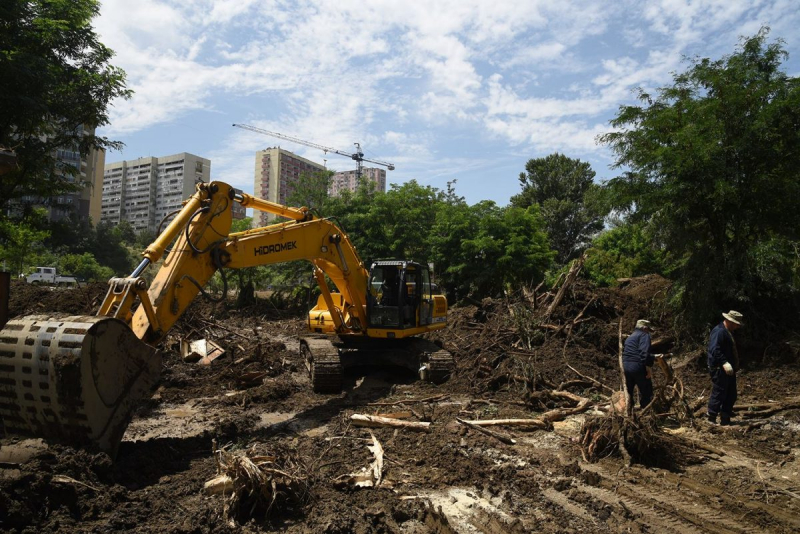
left=573, top=462, right=791, bottom=534
left=647, top=466, right=800, bottom=532
left=541, top=487, right=600, bottom=527
left=576, top=482, right=753, bottom=534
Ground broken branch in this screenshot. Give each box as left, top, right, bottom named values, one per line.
left=350, top=414, right=431, bottom=432
left=456, top=417, right=517, bottom=445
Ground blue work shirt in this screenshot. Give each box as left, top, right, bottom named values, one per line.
left=707, top=322, right=735, bottom=369
left=622, top=328, right=655, bottom=370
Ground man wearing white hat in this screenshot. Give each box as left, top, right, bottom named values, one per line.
left=707, top=310, right=744, bottom=425
left=622, top=319, right=658, bottom=408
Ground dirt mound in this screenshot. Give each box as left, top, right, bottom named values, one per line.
left=7, top=280, right=108, bottom=318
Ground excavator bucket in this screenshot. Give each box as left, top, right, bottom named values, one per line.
left=0, top=315, right=161, bottom=456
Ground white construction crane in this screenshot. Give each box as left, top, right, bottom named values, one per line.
left=233, top=123, right=395, bottom=182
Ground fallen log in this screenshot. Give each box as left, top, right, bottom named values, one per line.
left=540, top=392, right=591, bottom=422
left=204, top=474, right=234, bottom=495
left=556, top=379, right=593, bottom=391
left=52, top=475, right=100, bottom=492
left=740, top=401, right=800, bottom=419
left=617, top=319, right=633, bottom=465
left=680, top=437, right=725, bottom=456
left=350, top=414, right=431, bottom=432
left=375, top=411, right=413, bottom=419
left=456, top=417, right=516, bottom=445
left=458, top=418, right=550, bottom=429
left=736, top=402, right=780, bottom=410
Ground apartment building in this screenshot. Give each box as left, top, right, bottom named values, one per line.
left=329, top=167, right=387, bottom=197
left=48, top=143, right=106, bottom=224
left=101, top=153, right=210, bottom=233
left=8, top=126, right=106, bottom=224
left=253, top=147, right=325, bottom=226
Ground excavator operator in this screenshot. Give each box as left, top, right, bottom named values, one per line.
left=380, top=268, right=400, bottom=306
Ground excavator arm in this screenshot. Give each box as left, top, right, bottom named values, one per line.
left=99, top=181, right=369, bottom=344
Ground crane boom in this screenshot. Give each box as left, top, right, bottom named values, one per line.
left=233, top=123, right=396, bottom=178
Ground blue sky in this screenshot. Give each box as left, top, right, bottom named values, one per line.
left=95, top=0, right=800, bottom=207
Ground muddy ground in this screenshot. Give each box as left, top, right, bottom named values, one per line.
left=1, top=277, right=799, bottom=533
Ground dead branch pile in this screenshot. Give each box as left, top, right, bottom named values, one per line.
left=579, top=320, right=693, bottom=467
left=430, top=264, right=672, bottom=402
left=208, top=444, right=309, bottom=522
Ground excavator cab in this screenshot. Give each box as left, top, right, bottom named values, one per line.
left=367, top=261, right=434, bottom=330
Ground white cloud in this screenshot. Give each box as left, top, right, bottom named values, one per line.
left=95, top=0, right=800, bottom=204
left=503, top=42, right=568, bottom=68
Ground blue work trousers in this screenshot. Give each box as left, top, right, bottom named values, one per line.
left=623, top=364, right=653, bottom=408
left=708, top=368, right=737, bottom=416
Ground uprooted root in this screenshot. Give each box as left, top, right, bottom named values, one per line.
left=649, top=376, right=695, bottom=423
left=579, top=412, right=678, bottom=468
left=214, top=444, right=309, bottom=523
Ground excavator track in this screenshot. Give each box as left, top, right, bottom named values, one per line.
left=0, top=315, right=161, bottom=456
left=424, top=348, right=455, bottom=384
left=300, top=337, right=342, bottom=394
left=299, top=336, right=454, bottom=392
left=408, top=339, right=455, bottom=384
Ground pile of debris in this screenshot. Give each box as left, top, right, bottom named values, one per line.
left=429, top=260, right=692, bottom=464
left=205, top=442, right=309, bottom=522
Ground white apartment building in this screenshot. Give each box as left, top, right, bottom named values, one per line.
left=101, top=153, right=210, bottom=233
left=329, top=167, right=386, bottom=197
left=253, top=147, right=325, bottom=226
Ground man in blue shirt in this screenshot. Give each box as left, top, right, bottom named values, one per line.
left=707, top=310, right=744, bottom=425
left=622, top=319, right=659, bottom=409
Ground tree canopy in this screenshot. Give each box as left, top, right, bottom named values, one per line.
left=599, top=28, right=800, bottom=325
left=0, top=0, right=131, bottom=213
left=511, top=153, right=605, bottom=263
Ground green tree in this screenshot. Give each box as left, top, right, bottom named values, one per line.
left=0, top=210, right=50, bottom=275
left=325, top=182, right=380, bottom=259
left=325, top=179, right=554, bottom=302
left=135, top=228, right=158, bottom=248
left=511, top=153, right=605, bottom=263
left=59, top=252, right=113, bottom=281
left=88, top=221, right=136, bottom=275
left=583, top=222, right=667, bottom=286
left=286, top=170, right=334, bottom=215
left=324, top=180, right=441, bottom=263
left=432, top=198, right=553, bottom=302
left=45, top=215, right=91, bottom=252
left=0, top=0, right=131, bottom=213
left=114, top=220, right=137, bottom=245
left=599, top=29, right=800, bottom=325
left=369, top=181, right=442, bottom=262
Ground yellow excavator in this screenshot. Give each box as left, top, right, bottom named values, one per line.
left=0, top=181, right=452, bottom=454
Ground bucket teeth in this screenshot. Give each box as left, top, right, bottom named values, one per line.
left=0, top=315, right=161, bottom=456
